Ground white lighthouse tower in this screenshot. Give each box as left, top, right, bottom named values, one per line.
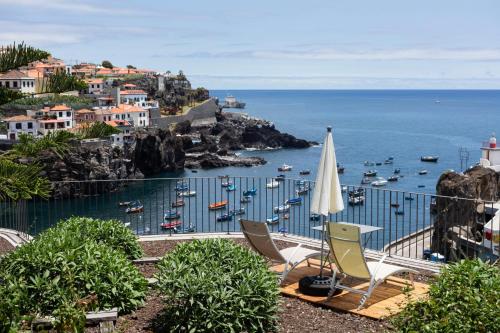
left=480, top=133, right=500, bottom=171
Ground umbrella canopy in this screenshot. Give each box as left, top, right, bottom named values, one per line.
left=311, top=126, right=344, bottom=216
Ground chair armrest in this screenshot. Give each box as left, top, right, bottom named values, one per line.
left=285, top=243, right=303, bottom=267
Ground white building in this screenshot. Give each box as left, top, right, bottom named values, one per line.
left=27, top=104, right=75, bottom=135
left=0, top=70, right=36, bottom=94
left=85, top=78, right=104, bottom=94
left=105, top=120, right=134, bottom=146
left=109, top=104, right=149, bottom=127
left=120, top=89, right=148, bottom=106
left=3, top=115, right=38, bottom=140
left=480, top=133, right=500, bottom=172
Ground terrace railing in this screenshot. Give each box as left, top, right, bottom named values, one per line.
left=0, top=176, right=498, bottom=263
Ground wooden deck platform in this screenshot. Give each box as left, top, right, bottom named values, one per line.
left=272, top=259, right=429, bottom=319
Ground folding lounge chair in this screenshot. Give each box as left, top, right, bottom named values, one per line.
left=326, top=222, right=418, bottom=309
left=240, top=219, right=322, bottom=285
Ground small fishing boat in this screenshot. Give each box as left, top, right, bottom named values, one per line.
left=125, top=201, right=144, bottom=214
left=266, top=180, right=279, bottom=189
left=375, top=162, right=382, bottom=166
left=119, top=201, right=132, bottom=207
left=296, top=187, right=309, bottom=195
left=299, top=169, right=311, bottom=175
left=173, top=224, right=196, bottom=233
left=226, top=184, right=237, bottom=192
left=278, top=164, right=293, bottom=171
left=384, top=159, right=393, bottom=165
left=164, top=210, right=181, bottom=220
left=177, top=190, right=196, bottom=197
left=371, top=177, right=388, bottom=187
left=394, top=168, right=401, bottom=174
left=349, top=196, right=365, bottom=205
left=283, top=214, right=290, bottom=220
left=349, top=188, right=365, bottom=197
left=364, top=161, right=375, bottom=166
left=216, top=214, right=233, bottom=222
left=174, top=184, right=188, bottom=191
left=240, top=196, right=252, bottom=203
left=310, top=213, right=321, bottom=221
left=191, top=170, right=198, bottom=173
left=171, top=200, right=185, bottom=208
left=208, top=201, right=228, bottom=210
left=388, top=176, right=399, bottom=182
left=391, top=203, right=400, bottom=208
left=337, top=166, right=345, bottom=174
left=341, top=185, right=348, bottom=192
left=160, top=220, right=182, bottom=230
left=285, top=197, right=302, bottom=205
left=387, top=156, right=394, bottom=161
left=275, top=174, right=286, bottom=181
left=364, top=170, right=378, bottom=177
left=243, top=188, right=257, bottom=196
left=417, top=185, right=426, bottom=188
left=295, top=180, right=306, bottom=186
left=421, top=156, right=439, bottom=162
left=221, top=181, right=233, bottom=187
left=405, top=196, right=415, bottom=201
left=230, top=208, right=246, bottom=216
left=274, top=204, right=290, bottom=214
left=395, top=210, right=405, bottom=216
left=361, top=177, right=371, bottom=184
left=266, top=216, right=279, bottom=224
left=278, top=227, right=288, bottom=233
left=418, top=170, right=428, bottom=175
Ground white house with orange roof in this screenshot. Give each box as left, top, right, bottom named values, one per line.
left=105, top=119, right=134, bottom=146
left=93, top=108, right=114, bottom=122
left=26, top=104, right=75, bottom=135
left=109, top=104, right=149, bottom=127
left=75, top=108, right=96, bottom=124
left=3, top=115, right=39, bottom=140
left=85, top=78, right=104, bottom=94
left=119, top=89, right=148, bottom=106
left=0, top=70, right=36, bottom=94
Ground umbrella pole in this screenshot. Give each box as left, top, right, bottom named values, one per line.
left=318, top=214, right=326, bottom=277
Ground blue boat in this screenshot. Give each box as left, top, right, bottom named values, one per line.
left=173, top=224, right=196, bottom=233
left=226, top=184, right=237, bottom=192
left=164, top=210, right=181, bottom=220
left=216, top=214, right=233, bottom=222
left=266, top=216, right=279, bottom=224
left=243, top=188, right=257, bottom=196
left=230, top=208, right=245, bottom=216
left=285, top=197, right=302, bottom=205
left=296, top=180, right=306, bottom=186
left=175, top=184, right=188, bottom=191
left=278, top=227, right=288, bottom=233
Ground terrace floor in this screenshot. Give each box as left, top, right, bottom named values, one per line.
left=273, top=259, right=429, bottom=320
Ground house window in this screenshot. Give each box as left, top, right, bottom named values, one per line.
left=13, top=81, right=18, bottom=88
left=15, top=123, right=22, bottom=129
left=27, top=122, right=33, bottom=129
left=23, top=81, right=26, bottom=87
left=31, top=81, right=33, bottom=87
left=6, top=82, right=10, bottom=88
left=58, top=112, right=63, bottom=117
left=66, top=121, right=70, bottom=127
left=127, top=114, right=130, bottom=118
left=91, top=84, right=94, bottom=88
left=66, top=111, right=71, bottom=117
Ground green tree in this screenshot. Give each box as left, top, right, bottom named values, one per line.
left=126, top=64, right=136, bottom=69
left=0, top=159, right=51, bottom=200
left=101, top=60, right=113, bottom=69
left=41, top=69, right=87, bottom=93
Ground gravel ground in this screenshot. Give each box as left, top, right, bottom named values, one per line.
left=0, top=237, right=15, bottom=256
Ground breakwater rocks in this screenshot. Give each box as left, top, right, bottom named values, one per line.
left=433, top=166, right=499, bottom=260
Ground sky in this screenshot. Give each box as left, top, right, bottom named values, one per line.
left=1, top=0, right=500, bottom=89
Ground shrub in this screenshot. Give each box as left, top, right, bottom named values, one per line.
left=0, top=222, right=147, bottom=330
left=155, top=238, right=280, bottom=333
left=392, top=259, right=500, bottom=333
left=52, top=217, right=143, bottom=259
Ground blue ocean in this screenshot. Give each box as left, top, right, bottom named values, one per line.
left=206, top=90, right=500, bottom=193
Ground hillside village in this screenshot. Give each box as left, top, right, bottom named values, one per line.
left=0, top=55, right=212, bottom=146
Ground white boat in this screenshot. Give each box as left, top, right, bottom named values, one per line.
left=273, top=204, right=290, bottom=214
left=419, top=170, right=428, bottom=175
left=348, top=196, right=365, bottom=205
left=177, top=190, right=196, bottom=197
left=278, top=164, right=293, bottom=171
left=341, top=185, right=348, bottom=193
left=371, top=177, right=388, bottom=187
left=266, top=180, right=279, bottom=188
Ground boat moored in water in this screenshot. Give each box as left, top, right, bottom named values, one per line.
left=364, top=170, right=378, bottom=177
left=266, top=216, right=279, bottom=224
left=216, top=214, right=233, bottom=222
left=275, top=174, right=286, bottom=181
left=274, top=204, right=290, bottom=214
left=418, top=170, right=428, bottom=175
left=243, top=188, right=257, bottom=196
left=364, top=161, right=375, bottom=166
left=160, top=220, right=182, bottom=230
left=226, top=184, right=237, bottom=191
left=361, top=177, right=371, bottom=184
left=299, top=169, right=311, bottom=175
left=296, top=187, right=309, bottom=195
left=221, top=181, right=233, bottom=187
left=230, top=208, right=246, bottom=216
left=164, top=210, right=181, bottom=220
left=310, top=213, right=321, bottom=221
left=266, top=180, right=279, bottom=188
left=388, top=176, right=399, bottom=182
left=421, top=156, right=439, bottom=162
left=285, top=197, right=302, bottom=205
left=395, top=210, right=405, bottom=216
left=171, top=200, right=185, bottom=207
left=278, top=164, right=293, bottom=172
left=371, top=177, right=388, bottom=187
left=240, top=196, right=252, bottom=203
left=394, top=168, right=401, bottom=174
left=177, top=190, right=196, bottom=197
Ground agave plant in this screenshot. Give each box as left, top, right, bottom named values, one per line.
left=0, top=158, right=51, bottom=200
left=6, top=131, right=75, bottom=159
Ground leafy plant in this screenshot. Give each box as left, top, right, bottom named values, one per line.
left=392, top=259, right=500, bottom=333
left=0, top=158, right=51, bottom=200
left=77, top=122, right=121, bottom=139
left=1, top=94, right=94, bottom=110
left=52, top=217, right=143, bottom=259
left=0, top=223, right=148, bottom=330
left=0, top=87, right=24, bottom=106
left=40, top=70, right=88, bottom=93
left=101, top=60, right=113, bottom=69
left=0, top=42, right=50, bottom=73
left=155, top=238, right=280, bottom=332
left=6, top=131, right=75, bottom=159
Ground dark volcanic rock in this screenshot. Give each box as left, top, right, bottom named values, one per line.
left=433, top=166, right=499, bottom=260
left=133, top=128, right=185, bottom=175
left=241, top=124, right=311, bottom=149
left=185, top=153, right=265, bottom=169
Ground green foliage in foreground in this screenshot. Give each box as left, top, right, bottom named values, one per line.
left=156, top=238, right=280, bottom=333
left=0, top=158, right=51, bottom=200
left=0, top=42, right=50, bottom=73
left=78, top=121, right=121, bottom=139
left=53, top=217, right=143, bottom=259
left=392, top=259, right=500, bottom=333
left=0, top=217, right=147, bottom=331
left=7, top=131, right=75, bottom=159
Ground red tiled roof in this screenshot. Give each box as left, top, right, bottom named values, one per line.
left=120, top=89, right=147, bottom=95
left=50, top=104, right=71, bottom=111
left=3, top=115, right=34, bottom=122
left=109, top=104, right=144, bottom=114
left=0, top=70, right=32, bottom=80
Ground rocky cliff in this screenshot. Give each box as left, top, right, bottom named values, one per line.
left=433, top=166, right=499, bottom=260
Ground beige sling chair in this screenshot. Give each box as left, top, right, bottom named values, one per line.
left=240, top=219, right=322, bottom=285
left=326, top=222, right=418, bottom=309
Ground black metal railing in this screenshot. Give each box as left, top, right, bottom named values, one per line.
left=0, top=176, right=498, bottom=263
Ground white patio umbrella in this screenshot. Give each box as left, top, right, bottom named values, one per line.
left=311, top=126, right=344, bottom=276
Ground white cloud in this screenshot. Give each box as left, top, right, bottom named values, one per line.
left=183, top=48, right=500, bottom=62
left=0, top=0, right=152, bottom=15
